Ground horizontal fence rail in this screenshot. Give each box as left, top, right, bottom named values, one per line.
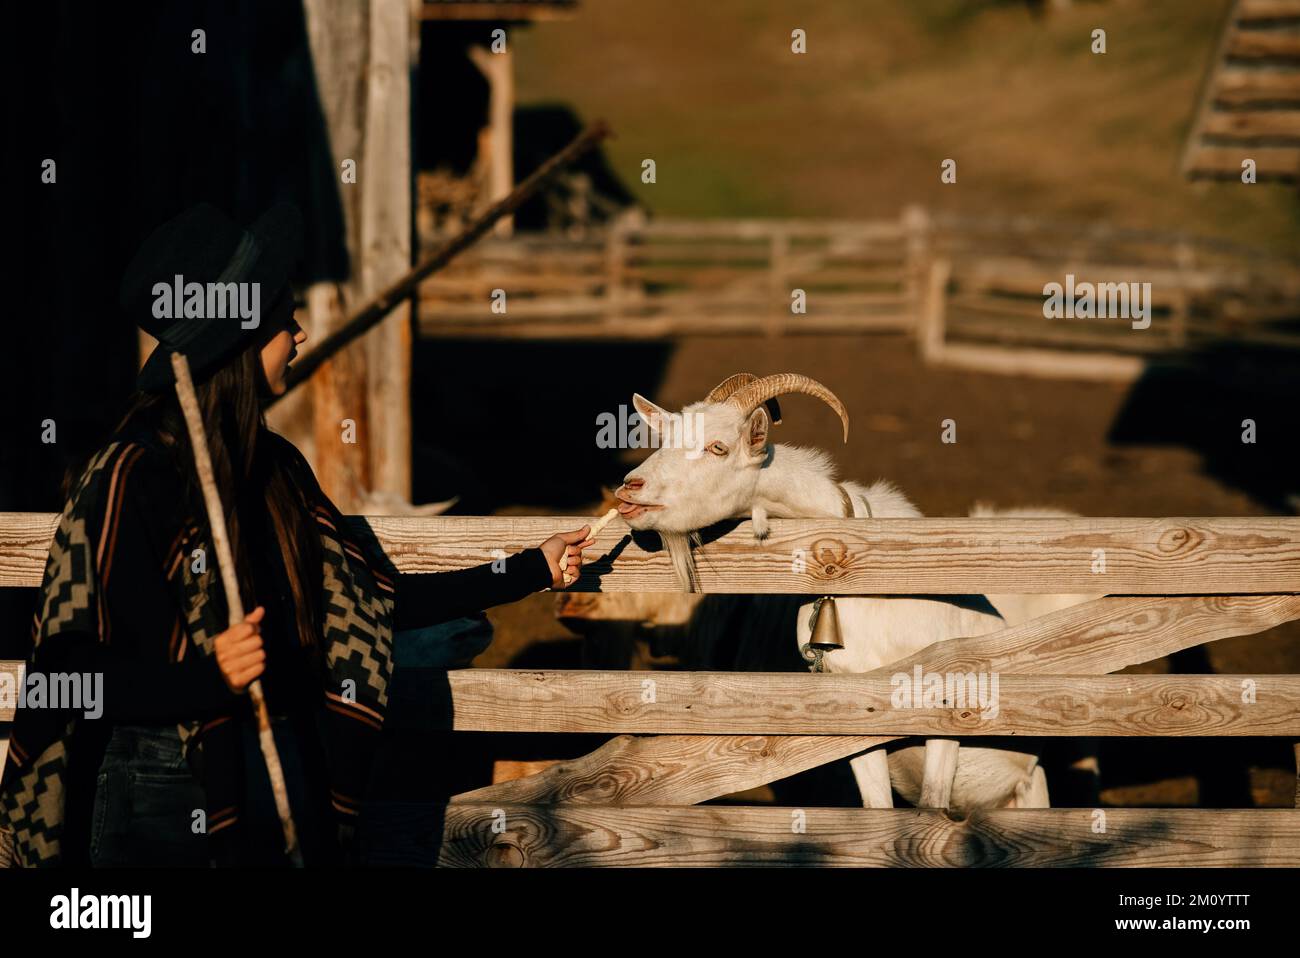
left=417, top=804, right=1300, bottom=868
left=22, top=667, right=1295, bottom=734
left=2, top=514, right=1298, bottom=593
left=425, top=670, right=1300, bottom=737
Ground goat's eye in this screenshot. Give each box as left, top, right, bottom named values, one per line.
left=707, top=441, right=728, bottom=456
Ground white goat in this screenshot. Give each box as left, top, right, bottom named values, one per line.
left=615, top=372, right=1096, bottom=814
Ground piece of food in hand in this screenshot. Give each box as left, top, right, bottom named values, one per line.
left=560, top=507, right=620, bottom=582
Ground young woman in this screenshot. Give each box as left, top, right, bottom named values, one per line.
left=0, top=204, right=591, bottom=867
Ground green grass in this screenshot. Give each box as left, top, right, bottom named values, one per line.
left=514, top=0, right=1300, bottom=251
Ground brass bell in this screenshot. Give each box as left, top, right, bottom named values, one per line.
left=808, top=595, right=844, bottom=651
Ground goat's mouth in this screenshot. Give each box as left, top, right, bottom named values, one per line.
left=615, top=495, right=664, bottom=521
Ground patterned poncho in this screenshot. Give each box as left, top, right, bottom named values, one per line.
left=0, top=430, right=395, bottom=867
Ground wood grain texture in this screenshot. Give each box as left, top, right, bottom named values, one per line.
left=883, top=594, right=1300, bottom=677
left=452, top=733, right=889, bottom=807
left=440, top=670, right=1300, bottom=736
left=419, top=804, right=1300, bottom=867
left=359, top=0, right=412, bottom=501
left=459, top=593, right=1300, bottom=806
left=5, top=513, right=1299, bottom=592
left=31, top=662, right=1298, bottom=738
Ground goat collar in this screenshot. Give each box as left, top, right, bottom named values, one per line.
left=837, top=483, right=872, bottom=518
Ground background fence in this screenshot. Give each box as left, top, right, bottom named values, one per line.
left=417, top=209, right=1300, bottom=380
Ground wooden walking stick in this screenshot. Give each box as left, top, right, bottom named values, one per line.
left=171, top=351, right=304, bottom=867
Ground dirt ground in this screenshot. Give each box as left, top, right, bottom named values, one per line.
left=423, top=333, right=1299, bottom=808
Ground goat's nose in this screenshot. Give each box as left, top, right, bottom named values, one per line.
left=622, top=476, right=645, bottom=491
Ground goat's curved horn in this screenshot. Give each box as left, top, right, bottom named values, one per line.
left=707, top=373, right=782, bottom=424
left=706, top=373, right=758, bottom=403
left=726, top=373, right=849, bottom=442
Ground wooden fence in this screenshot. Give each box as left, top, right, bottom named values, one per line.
left=922, top=211, right=1300, bottom=380
left=418, top=209, right=1300, bottom=380
left=1182, top=0, right=1300, bottom=181
left=2, top=513, right=1299, bottom=866
left=419, top=213, right=920, bottom=339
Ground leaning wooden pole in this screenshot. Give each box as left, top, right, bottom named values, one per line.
left=171, top=352, right=304, bottom=867
left=273, top=120, right=612, bottom=402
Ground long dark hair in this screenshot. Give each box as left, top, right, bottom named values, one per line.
left=104, top=344, right=323, bottom=652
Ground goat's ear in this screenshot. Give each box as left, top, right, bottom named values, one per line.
left=745, top=406, right=770, bottom=454
left=632, top=393, right=668, bottom=434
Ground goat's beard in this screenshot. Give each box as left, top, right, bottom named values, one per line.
left=661, top=530, right=704, bottom=592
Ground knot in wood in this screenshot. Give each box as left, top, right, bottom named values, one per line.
left=808, top=538, right=852, bottom=579
left=1156, top=524, right=1203, bottom=556
left=486, top=840, right=525, bottom=868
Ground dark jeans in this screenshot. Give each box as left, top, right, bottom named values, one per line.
left=90, top=719, right=330, bottom=867
left=89, top=725, right=207, bottom=867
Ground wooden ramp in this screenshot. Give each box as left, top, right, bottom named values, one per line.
left=1183, top=0, right=1300, bottom=179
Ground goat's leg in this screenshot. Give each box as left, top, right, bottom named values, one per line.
left=919, top=739, right=960, bottom=808
left=849, top=748, right=893, bottom=808
left=750, top=505, right=770, bottom=540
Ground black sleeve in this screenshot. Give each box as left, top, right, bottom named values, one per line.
left=33, top=630, right=237, bottom=722
left=394, top=547, right=553, bottom=631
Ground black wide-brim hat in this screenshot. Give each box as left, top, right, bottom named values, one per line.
left=122, top=202, right=303, bottom=393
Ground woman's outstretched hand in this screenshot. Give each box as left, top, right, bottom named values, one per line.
left=214, top=605, right=266, bottom=693
left=540, top=526, right=593, bottom=589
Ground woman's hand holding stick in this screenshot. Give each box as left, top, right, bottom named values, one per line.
left=171, top=351, right=304, bottom=868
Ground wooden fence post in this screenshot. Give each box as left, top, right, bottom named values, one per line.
left=300, top=0, right=412, bottom=510
left=604, top=212, right=629, bottom=331
left=902, top=205, right=931, bottom=339
left=918, top=257, right=951, bottom=364
left=768, top=227, right=788, bottom=336
left=919, top=738, right=960, bottom=809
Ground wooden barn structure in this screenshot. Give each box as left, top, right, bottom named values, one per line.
left=256, top=0, right=581, bottom=515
